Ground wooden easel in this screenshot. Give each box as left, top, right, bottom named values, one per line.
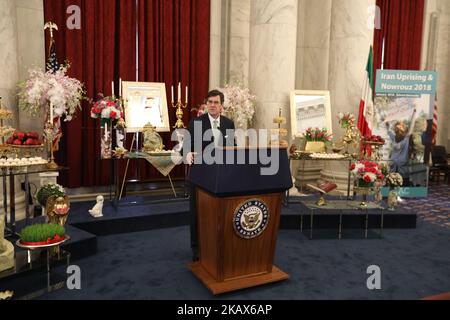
left=118, top=132, right=177, bottom=201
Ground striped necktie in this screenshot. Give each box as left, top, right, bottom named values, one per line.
left=212, top=119, right=220, bottom=146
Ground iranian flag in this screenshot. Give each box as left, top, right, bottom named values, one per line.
left=358, top=47, right=374, bottom=141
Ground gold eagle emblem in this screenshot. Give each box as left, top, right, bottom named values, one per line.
left=242, top=211, right=261, bottom=230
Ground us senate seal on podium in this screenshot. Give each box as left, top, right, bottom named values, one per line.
left=233, top=200, right=270, bottom=239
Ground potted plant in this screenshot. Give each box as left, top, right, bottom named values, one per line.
left=36, top=183, right=66, bottom=208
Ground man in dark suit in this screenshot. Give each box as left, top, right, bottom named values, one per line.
left=185, top=90, right=236, bottom=164
left=184, top=89, right=235, bottom=261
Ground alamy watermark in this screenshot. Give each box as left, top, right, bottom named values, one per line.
left=65, top=4, right=381, bottom=31
left=67, top=265, right=81, bottom=290
left=366, top=265, right=381, bottom=290
left=171, top=126, right=283, bottom=176
left=66, top=5, right=81, bottom=30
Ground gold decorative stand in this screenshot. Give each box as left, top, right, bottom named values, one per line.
left=353, top=186, right=375, bottom=209
left=271, top=107, right=288, bottom=148
left=43, top=121, right=58, bottom=169
left=341, top=125, right=360, bottom=158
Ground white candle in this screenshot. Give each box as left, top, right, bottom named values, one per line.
left=112, top=81, right=115, bottom=97
left=104, top=122, right=108, bottom=139
left=50, top=102, right=54, bottom=121
left=186, top=86, right=188, bottom=104
left=178, top=83, right=181, bottom=102
left=119, top=78, right=122, bottom=97
left=171, top=86, right=174, bottom=103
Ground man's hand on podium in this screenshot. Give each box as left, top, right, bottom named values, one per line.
left=187, top=152, right=197, bottom=166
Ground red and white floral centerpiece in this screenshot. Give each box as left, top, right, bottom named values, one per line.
left=90, top=94, right=124, bottom=159
left=350, top=160, right=385, bottom=188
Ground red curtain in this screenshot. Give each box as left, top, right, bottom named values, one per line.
left=373, top=0, right=425, bottom=75
left=44, top=0, right=136, bottom=188
left=44, top=0, right=210, bottom=187
left=127, top=0, right=210, bottom=180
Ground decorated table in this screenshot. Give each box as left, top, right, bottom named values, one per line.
left=1, top=165, right=68, bottom=237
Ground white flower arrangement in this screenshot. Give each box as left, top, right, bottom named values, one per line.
left=222, top=84, right=256, bottom=129
left=385, top=172, right=403, bottom=188
left=18, top=65, right=85, bottom=122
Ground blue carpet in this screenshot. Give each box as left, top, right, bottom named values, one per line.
left=38, top=218, right=450, bottom=300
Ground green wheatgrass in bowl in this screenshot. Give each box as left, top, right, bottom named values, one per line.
left=20, top=224, right=65, bottom=243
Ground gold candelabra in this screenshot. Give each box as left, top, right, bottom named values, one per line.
left=172, top=101, right=187, bottom=129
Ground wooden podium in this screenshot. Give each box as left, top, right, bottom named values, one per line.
left=188, top=147, right=293, bottom=294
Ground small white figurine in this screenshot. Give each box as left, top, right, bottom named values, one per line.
left=89, top=195, right=104, bottom=218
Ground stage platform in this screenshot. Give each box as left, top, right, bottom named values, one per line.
left=1, top=194, right=417, bottom=298
left=9, top=194, right=418, bottom=258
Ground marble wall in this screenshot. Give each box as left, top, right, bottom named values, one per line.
left=295, top=0, right=375, bottom=137
left=209, top=0, right=222, bottom=90
left=0, top=0, right=20, bottom=126
left=249, top=0, right=298, bottom=131
left=0, top=0, right=28, bottom=220
left=209, top=0, right=251, bottom=89
left=296, top=0, right=332, bottom=90
left=228, top=0, right=251, bottom=87
left=16, top=0, right=45, bottom=132
left=328, top=0, right=375, bottom=137
left=0, top=0, right=44, bottom=127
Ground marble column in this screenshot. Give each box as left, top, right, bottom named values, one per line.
left=0, top=0, right=27, bottom=222
left=229, top=0, right=251, bottom=87
left=328, top=0, right=375, bottom=136
left=0, top=216, right=14, bottom=272
left=292, top=1, right=332, bottom=191
left=296, top=0, right=332, bottom=90
left=16, top=0, right=45, bottom=132
left=209, top=0, right=222, bottom=90
left=249, top=0, right=298, bottom=132
left=318, top=0, right=374, bottom=192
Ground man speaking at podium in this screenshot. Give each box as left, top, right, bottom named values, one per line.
left=184, top=89, right=235, bottom=261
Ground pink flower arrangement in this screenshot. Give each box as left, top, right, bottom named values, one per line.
left=304, top=127, right=333, bottom=143
left=90, top=95, right=124, bottom=120
left=350, top=160, right=385, bottom=184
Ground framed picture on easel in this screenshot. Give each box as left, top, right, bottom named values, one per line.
left=290, top=90, right=333, bottom=138
left=122, top=81, right=170, bottom=133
